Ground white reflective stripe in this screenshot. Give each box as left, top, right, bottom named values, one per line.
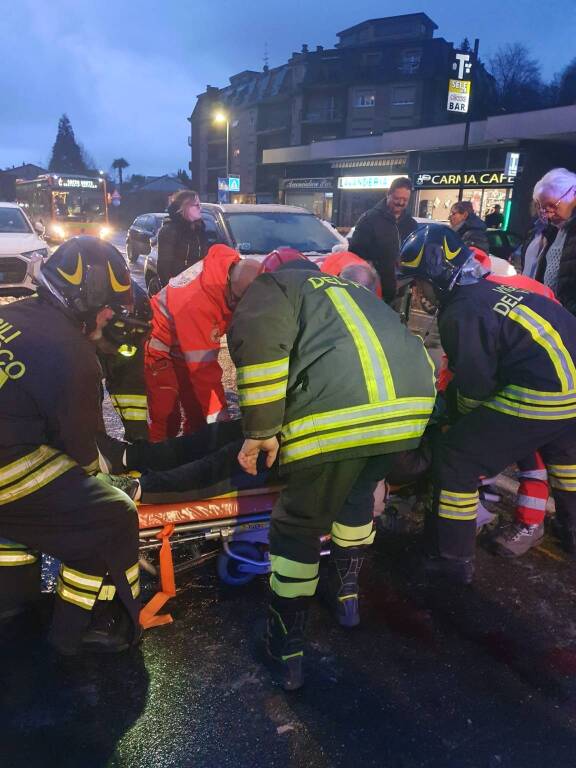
left=517, top=469, right=548, bottom=481
left=148, top=337, right=171, bottom=354
left=183, top=349, right=219, bottom=363
left=206, top=410, right=223, bottom=424
left=236, top=357, right=289, bottom=386
left=547, top=464, right=576, bottom=477
left=0, top=445, right=62, bottom=489
left=126, top=563, right=139, bottom=583
left=0, top=454, right=77, bottom=505
left=549, top=476, right=576, bottom=491
left=239, top=381, right=287, bottom=407
left=516, top=494, right=548, bottom=511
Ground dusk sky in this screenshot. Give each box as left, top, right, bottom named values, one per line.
left=2, top=0, right=574, bottom=178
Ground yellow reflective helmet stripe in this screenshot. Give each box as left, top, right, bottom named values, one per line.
left=400, top=242, right=425, bottom=268
left=443, top=236, right=462, bottom=261
left=108, top=261, right=131, bottom=293
left=57, top=253, right=83, bottom=285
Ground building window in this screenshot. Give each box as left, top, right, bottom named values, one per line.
left=391, top=86, right=416, bottom=107
left=354, top=90, right=376, bottom=108
left=362, top=51, right=382, bottom=67
left=398, top=49, right=421, bottom=75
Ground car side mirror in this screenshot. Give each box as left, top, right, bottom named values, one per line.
left=34, top=221, right=45, bottom=236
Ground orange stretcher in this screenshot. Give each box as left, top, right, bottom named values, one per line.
left=137, top=488, right=281, bottom=629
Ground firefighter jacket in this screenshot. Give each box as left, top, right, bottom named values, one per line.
left=228, top=267, right=436, bottom=470
left=0, top=296, right=102, bottom=505
left=147, top=244, right=239, bottom=423
left=439, top=278, right=576, bottom=420
left=99, top=346, right=147, bottom=441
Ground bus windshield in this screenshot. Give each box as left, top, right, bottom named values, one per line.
left=53, top=190, right=106, bottom=221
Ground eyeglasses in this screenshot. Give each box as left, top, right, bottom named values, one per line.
left=535, top=185, right=574, bottom=216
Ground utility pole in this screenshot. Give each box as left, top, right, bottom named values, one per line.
left=458, top=38, right=480, bottom=202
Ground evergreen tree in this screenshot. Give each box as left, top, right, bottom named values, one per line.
left=112, top=158, right=129, bottom=187
left=557, top=58, right=576, bottom=105
left=460, top=38, right=471, bottom=52
left=48, top=114, right=88, bottom=173
left=177, top=169, right=191, bottom=186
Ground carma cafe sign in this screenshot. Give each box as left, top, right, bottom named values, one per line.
left=415, top=171, right=516, bottom=188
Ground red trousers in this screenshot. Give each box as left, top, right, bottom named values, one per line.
left=516, top=452, right=549, bottom=525
left=145, top=353, right=206, bottom=442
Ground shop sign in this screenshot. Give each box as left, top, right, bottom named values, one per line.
left=56, top=177, right=99, bottom=190
left=447, top=79, right=471, bottom=113
left=414, top=171, right=516, bottom=188
left=504, top=152, right=521, bottom=178
left=337, top=175, right=403, bottom=190
left=283, top=178, right=334, bottom=191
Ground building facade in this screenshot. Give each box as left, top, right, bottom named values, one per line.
left=188, top=13, right=495, bottom=203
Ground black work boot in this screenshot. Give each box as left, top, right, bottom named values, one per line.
left=264, top=599, right=308, bottom=691
left=423, top=555, right=475, bottom=586
left=324, top=544, right=366, bottom=628
left=82, top=598, right=141, bottom=654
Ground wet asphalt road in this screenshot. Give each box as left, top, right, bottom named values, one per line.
left=2, top=239, right=576, bottom=767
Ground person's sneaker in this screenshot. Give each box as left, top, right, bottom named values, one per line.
left=491, top=522, right=544, bottom=558
left=423, top=555, right=475, bottom=585
left=96, top=432, right=129, bottom=474
left=98, top=473, right=140, bottom=501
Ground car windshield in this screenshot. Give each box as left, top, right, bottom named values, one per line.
left=0, top=207, right=32, bottom=234
left=225, top=212, right=340, bottom=255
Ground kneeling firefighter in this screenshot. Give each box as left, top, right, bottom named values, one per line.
left=398, top=225, right=576, bottom=583
left=97, top=281, right=152, bottom=441
left=0, top=236, right=141, bottom=654
left=228, top=257, right=436, bottom=690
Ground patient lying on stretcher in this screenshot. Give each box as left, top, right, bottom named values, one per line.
left=97, top=419, right=434, bottom=505
left=97, top=420, right=278, bottom=504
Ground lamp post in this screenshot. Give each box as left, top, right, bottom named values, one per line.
left=213, top=111, right=230, bottom=179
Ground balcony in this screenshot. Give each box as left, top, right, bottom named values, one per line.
left=301, top=107, right=344, bottom=123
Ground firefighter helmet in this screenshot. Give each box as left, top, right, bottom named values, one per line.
left=103, top=281, right=152, bottom=356
left=397, top=224, right=475, bottom=293
left=39, top=236, right=133, bottom=316
left=261, top=247, right=309, bottom=273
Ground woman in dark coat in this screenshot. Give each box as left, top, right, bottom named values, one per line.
left=157, top=190, right=208, bottom=286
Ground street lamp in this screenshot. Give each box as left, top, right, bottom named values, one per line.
left=213, top=111, right=230, bottom=178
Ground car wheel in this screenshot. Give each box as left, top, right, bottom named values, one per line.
left=126, top=242, right=138, bottom=264
left=146, top=273, right=162, bottom=297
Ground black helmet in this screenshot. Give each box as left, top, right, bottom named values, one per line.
left=103, top=281, right=152, bottom=357
left=398, top=224, right=475, bottom=293
left=39, top=236, right=133, bottom=316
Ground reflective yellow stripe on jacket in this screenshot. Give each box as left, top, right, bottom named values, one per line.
left=110, top=394, right=148, bottom=422
left=236, top=357, right=289, bottom=408
left=0, top=446, right=77, bottom=505
left=281, top=397, right=435, bottom=464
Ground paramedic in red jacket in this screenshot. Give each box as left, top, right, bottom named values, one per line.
left=145, top=244, right=261, bottom=441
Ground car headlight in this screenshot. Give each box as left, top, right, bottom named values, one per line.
left=21, top=248, right=49, bottom=260
left=99, top=226, right=112, bottom=239
left=51, top=224, right=66, bottom=239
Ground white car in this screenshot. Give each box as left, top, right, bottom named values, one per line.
left=0, top=203, right=48, bottom=296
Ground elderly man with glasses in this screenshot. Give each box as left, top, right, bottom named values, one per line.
left=532, top=168, right=576, bottom=315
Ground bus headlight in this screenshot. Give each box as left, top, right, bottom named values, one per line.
left=99, top=226, right=112, bottom=239
left=51, top=224, right=66, bottom=239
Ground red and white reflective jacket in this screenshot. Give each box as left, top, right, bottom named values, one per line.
left=147, top=244, right=239, bottom=422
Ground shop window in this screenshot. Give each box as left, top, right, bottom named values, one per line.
left=354, top=90, right=376, bottom=108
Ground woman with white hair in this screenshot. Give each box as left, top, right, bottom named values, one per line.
left=532, top=167, right=576, bottom=314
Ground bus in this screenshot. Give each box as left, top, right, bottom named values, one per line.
left=15, top=173, right=111, bottom=243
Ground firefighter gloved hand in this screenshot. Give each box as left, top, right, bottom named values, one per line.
left=238, top=437, right=279, bottom=476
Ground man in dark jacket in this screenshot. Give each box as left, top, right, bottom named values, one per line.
left=157, top=190, right=208, bottom=286
left=228, top=260, right=436, bottom=689
left=349, top=177, right=418, bottom=302
left=449, top=201, right=490, bottom=254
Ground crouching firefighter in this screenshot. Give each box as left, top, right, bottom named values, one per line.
left=228, top=257, right=436, bottom=690
left=97, top=280, right=152, bottom=441
left=0, top=236, right=141, bottom=655
left=398, top=225, right=576, bottom=584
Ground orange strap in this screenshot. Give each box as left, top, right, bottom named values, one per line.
left=139, top=524, right=177, bottom=630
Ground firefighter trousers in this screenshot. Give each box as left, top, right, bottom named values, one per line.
left=268, top=454, right=395, bottom=600
left=0, top=467, right=140, bottom=650
left=432, top=407, right=576, bottom=560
